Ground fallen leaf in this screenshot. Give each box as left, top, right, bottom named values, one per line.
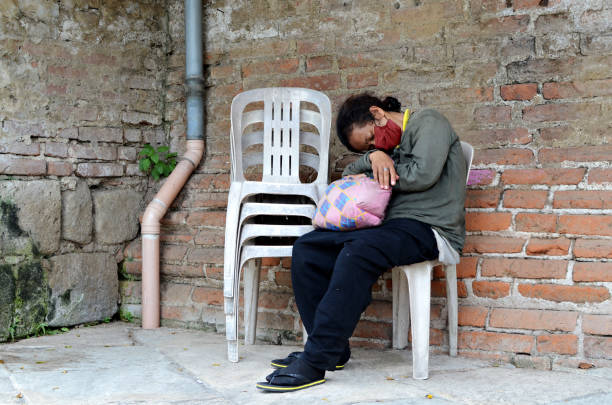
left=0, top=360, right=4, bottom=364
left=211, top=363, right=220, bottom=367
left=62, top=370, right=67, bottom=374
left=385, top=377, right=394, bottom=380
left=425, top=394, right=433, bottom=399
left=64, top=345, right=72, bottom=349
left=36, top=361, right=47, bottom=364
left=52, top=387, right=59, bottom=390
left=16, top=393, right=23, bottom=398
left=578, top=362, right=595, bottom=369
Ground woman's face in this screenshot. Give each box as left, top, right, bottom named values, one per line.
left=348, top=121, right=376, bottom=152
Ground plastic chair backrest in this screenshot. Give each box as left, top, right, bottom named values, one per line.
left=230, top=88, right=331, bottom=184
left=460, top=141, right=473, bottom=186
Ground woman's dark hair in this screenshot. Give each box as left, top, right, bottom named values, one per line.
left=336, top=93, right=401, bottom=152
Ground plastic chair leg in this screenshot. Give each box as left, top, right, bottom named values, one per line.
left=405, top=262, right=432, bottom=380
left=227, top=339, right=239, bottom=363
left=392, top=267, right=410, bottom=349
left=302, top=324, right=308, bottom=344
left=244, top=259, right=260, bottom=345
left=445, top=264, right=458, bottom=357
left=223, top=183, right=243, bottom=298
left=225, top=298, right=236, bottom=339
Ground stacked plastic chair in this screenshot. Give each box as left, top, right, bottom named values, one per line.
left=391, top=141, right=473, bottom=379
left=223, top=88, right=331, bottom=362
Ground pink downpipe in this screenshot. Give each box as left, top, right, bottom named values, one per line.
left=141, top=139, right=204, bottom=329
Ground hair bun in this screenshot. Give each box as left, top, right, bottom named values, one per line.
left=381, top=96, right=401, bottom=112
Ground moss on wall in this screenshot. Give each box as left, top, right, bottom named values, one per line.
left=0, top=199, right=48, bottom=342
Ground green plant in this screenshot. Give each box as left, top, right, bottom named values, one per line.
left=119, top=309, right=133, bottom=323
left=34, top=322, right=48, bottom=337
left=8, top=316, right=22, bottom=341
left=138, top=144, right=177, bottom=180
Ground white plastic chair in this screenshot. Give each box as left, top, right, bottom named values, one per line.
left=391, top=141, right=473, bottom=379
left=223, top=88, right=331, bottom=362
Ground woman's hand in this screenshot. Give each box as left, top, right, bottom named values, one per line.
left=369, top=151, right=399, bottom=189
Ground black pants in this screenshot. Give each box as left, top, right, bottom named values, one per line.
left=291, top=218, right=439, bottom=371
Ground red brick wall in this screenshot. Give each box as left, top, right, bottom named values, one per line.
left=120, top=0, right=612, bottom=367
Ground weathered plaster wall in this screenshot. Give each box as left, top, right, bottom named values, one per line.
left=0, top=0, right=169, bottom=339
left=119, top=0, right=612, bottom=367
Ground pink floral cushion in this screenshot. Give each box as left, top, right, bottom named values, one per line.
left=313, top=175, right=392, bottom=231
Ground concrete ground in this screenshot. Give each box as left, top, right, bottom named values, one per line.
left=0, top=323, right=611, bottom=405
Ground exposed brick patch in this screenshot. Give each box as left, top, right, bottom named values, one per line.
left=537, top=334, right=577, bottom=355
left=44, top=142, right=69, bottom=158
left=466, top=212, right=512, bottom=231
left=489, top=308, right=577, bottom=332
left=191, top=287, right=223, bottom=306
left=465, top=189, right=501, bottom=208
left=280, top=74, right=341, bottom=91
left=70, top=144, right=117, bottom=161
left=459, top=331, right=533, bottom=353
left=523, top=103, right=600, bottom=122
left=472, top=281, right=511, bottom=298
left=76, top=163, right=123, bottom=177
left=47, top=161, right=72, bottom=176
left=518, top=284, right=610, bottom=303
left=572, top=262, right=612, bottom=282
left=474, top=106, right=512, bottom=123
left=573, top=239, right=612, bottom=259
left=0, top=142, right=40, bottom=156
left=553, top=190, right=612, bottom=209
left=0, top=156, right=46, bottom=175
left=558, top=215, right=612, bottom=237
left=502, top=168, right=585, bottom=185
left=472, top=148, right=534, bottom=165
left=463, top=236, right=525, bottom=254
left=78, top=127, right=123, bottom=143
left=187, top=247, right=224, bottom=264
left=306, top=56, right=333, bottom=72
left=584, top=336, right=612, bottom=359
left=500, top=83, right=538, bottom=100
left=431, top=280, right=468, bottom=298
left=347, top=72, right=378, bottom=89
left=540, top=146, right=612, bottom=163
left=482, top=258, right=567, bottom=279
left=583, top=315, right=612, bottom=336
left=543, top=79, right=612, bottom=99
left=457, top=257, right=478, bottom=278
left=526, top=238, right=571, bottom=256
left=504, top=190, right=548, bottom=209
left=589, top=169, right=612, bottom=184
left=242, top=58, right=299, bottom=77
left=458, top=306, right=488, bottom=327
left=516, top=213, right=557, bottom=233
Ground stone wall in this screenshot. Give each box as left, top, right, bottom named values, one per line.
left=119, top=0, right=612, bottom=368
left=0, top=0, right=168, bottom=339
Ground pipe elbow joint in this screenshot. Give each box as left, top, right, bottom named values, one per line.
left=184, top=139, right=204, bottom=167
left=141, top=199, right=166, bottom=235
